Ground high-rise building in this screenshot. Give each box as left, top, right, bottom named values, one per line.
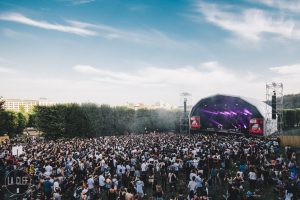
left=3, top=98, right=53, bottom=112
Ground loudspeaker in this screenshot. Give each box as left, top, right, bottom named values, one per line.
left=272, top=92, right=276, bottom=119
left=184, top=98, right=187, bottom=116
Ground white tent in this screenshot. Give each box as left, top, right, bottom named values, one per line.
left=238, top=95, right=278, bottom=136
left=191, top=94, right=278, bottom=136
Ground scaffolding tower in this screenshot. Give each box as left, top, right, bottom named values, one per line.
left=179, top=92, right=192, bottom=133
left=265, top=82, right=283, bottom=135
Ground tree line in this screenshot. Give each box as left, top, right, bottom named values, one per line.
left=22, top=103, right=180, bottom=138
left=1, top=98, right=300, bottom=137
left=0, top=97, right=28, bottom=136
left=283, top=93, right=300, bottom=109
left=283, top=109, right=300, bottom=128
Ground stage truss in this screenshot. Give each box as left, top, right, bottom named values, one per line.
left=179, top=92, right=192, bottom=134
left=265, top=82, right=283, bottom=135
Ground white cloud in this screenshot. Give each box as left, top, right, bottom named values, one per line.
left=72, top=62, right=242, bottom=88
left=1, top=28, right=37, bottom=40
left=73, top=62, right=268, bottom=103
left=0, top=67, right=15, bottom=73
left=252, top=0, right=300, bottom=13
left=270, top=64, right=300, bottom=74
left=67, top=20, right=192, bottom=48
left=196, top=2, right=300, bottom=41
left=71, top=0, right=95, bottom=5
left=57, top=0, right=96, bottom=5
left=0, top=12, right=97, bottom=36
left=3, top=61, right=300, bottom=105
left=0, top=12, right=192, bottom=47
left=74, top=65, right=166, bottom=86
left=269, top=64, right=300, bottom=95
left=72, top=62, right=300, bottom=104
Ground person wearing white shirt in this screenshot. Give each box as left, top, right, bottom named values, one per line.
left=53, top=178, right=60, bottom=192
left=135, top=178, right=144, bottom=198
left=141, top=161, right=147, bottom=172
left=195, top=174, right=203, bottom=191
left=99, top=173, right=105, bottom=190
left=285, top=189, right=293, bottom=200
left=188, top=176, right=197, bottom=199
left=116, top=164, right=122, bottom=176
left=45, top=164, right=53, bottom=174
left=87, top=176, right=94, bottom=190
left=248, top=170, right=257, bottom=191
left=173, top=162, right=180, bottom=175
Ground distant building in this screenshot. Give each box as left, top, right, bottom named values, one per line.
left=125, top=101, right=175, bottom=110
left=3, top=98, right=53, bottom=112
left=150, top=101, right=174, bottom=110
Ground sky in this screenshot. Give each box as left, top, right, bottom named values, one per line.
left=0, top=0, right=300, bottom=106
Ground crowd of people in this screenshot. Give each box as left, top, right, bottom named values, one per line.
left=0, top=133, right=299, bottom=200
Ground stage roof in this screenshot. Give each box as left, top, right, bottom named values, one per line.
left=190, top=94, right=277, bottom=135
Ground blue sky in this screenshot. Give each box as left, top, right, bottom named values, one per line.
left=0, top=0, right=300, bottom=105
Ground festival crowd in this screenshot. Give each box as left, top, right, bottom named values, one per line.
left=0, top=133, right=299, bottom=200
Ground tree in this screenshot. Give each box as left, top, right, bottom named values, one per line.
left=283, top=109, right=297, bottom=128
left=98, top=104, right=114, bottom=135
left=283, top=93, right=300, bottom=109
left=113, top=106, right=135, bottom=134
left=0, top=110, right=18, bottom=136
left=34, top=105, right=66, bottom=138
left=0, top=96, right=5, bottom=111
left=81, top=103, right=103, bottom=136
left=32, top=103, right=181, bottom=138
left=296, top=108, right=300, bottom=127
left=65, top=104, right=90, bottom=137
left=27, top=113, right=36, bottom=127
left=16, top=112, right=27, bottom=134
left=133, top=108, right=152, bottom=133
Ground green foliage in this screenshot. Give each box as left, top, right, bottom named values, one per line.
left=0, top=110, right=28, bottom=136
left=283, top=93, right=300, bottom=109
left=65, top=103, right=90, bottom=137
left=296, top=109, right=300, bottom=127
left=32, top=103, right=180, bottom=138
left=113, top=106, right=135, bottom=134
left=27, top=113, right=36, bottom=127
left=283, top=108, right=300, bottom=129
left=0, top=110, right=18, bottom=135
left=16, top=112, right=27, bottom=134
left=33, top=105, right=67, bottom=138
left=0, top=96, right=5, bottom=111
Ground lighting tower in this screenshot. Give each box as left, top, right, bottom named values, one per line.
left=265, top=82, right=283, bottom=135
left=179, top=92, right=192, bottom=133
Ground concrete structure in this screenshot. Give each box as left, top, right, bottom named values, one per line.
left=3, top=98, right=53, bottom=112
